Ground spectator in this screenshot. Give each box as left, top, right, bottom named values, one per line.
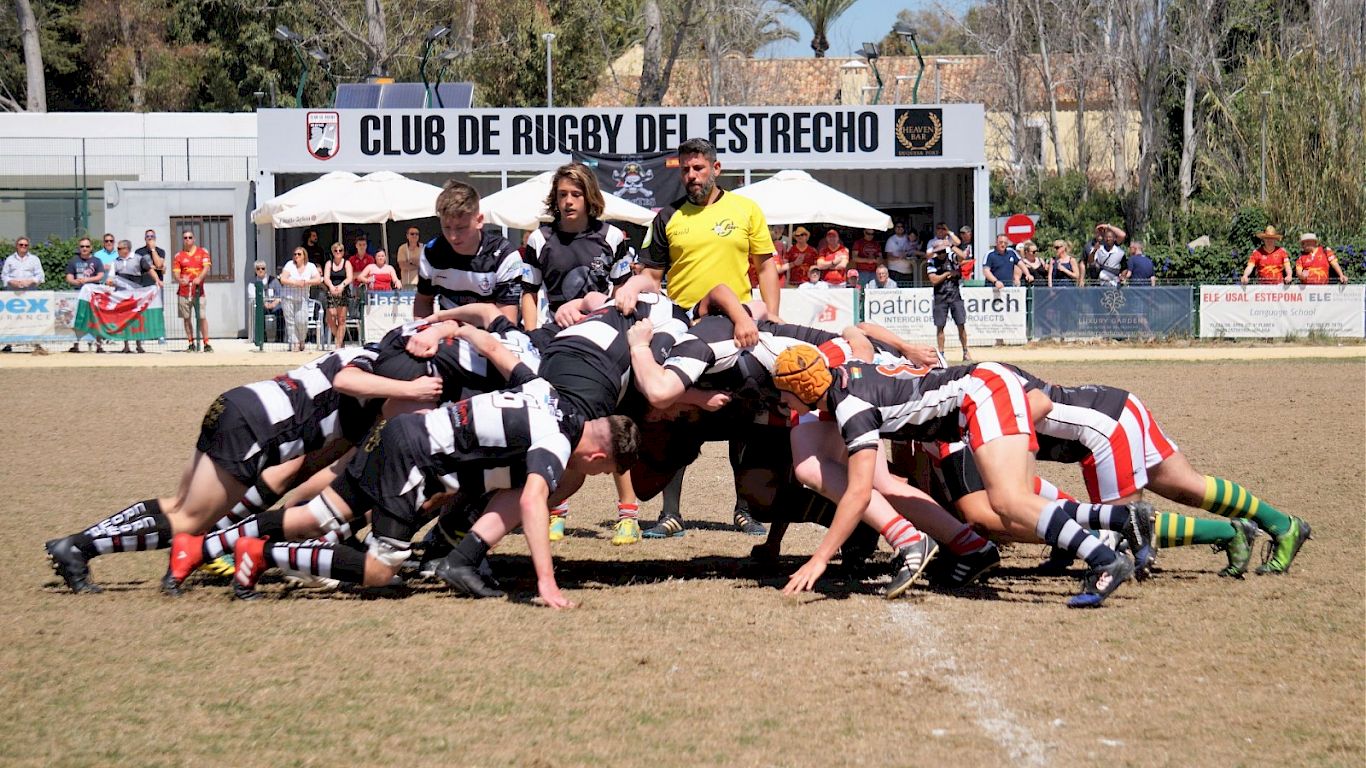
left=302, top=228, right=326, bottom=269
left=173, top=230, right=212, bottom=352
left=1086, top=223, right=1127, bottom=285
left=926, top=222, right=958, bottom=262
left=1241, top=226, right=1292, bottom=285
left=3, top=236, right=43, bottom=289
left=798, top=267, right=828, bottom=290
left=110, top=239, right=156, bottom=352
left=883, top=220, right=916, bottom=286
left=866, top=264, right=896, bottom=289
left=1017, top=240, right=1049, bottom=287
left=247, top=260, right=285, bottom=345
left=135, top=230, right=166, bottom=288
left=983, top=235, right=1020, bottom=290
left=360, top=250, right=400, bottom=292
left=956, top=225, right=976, bottom=280
left=348, top=234, right=375, bottom=285
left=926, top=238, right=970, bottom=361
left=851, top=228, right=883, bottom=279
left=93, top=233, right=118, bottom=284
left=750, top=225, right=791, bottom=289
left=279, top=246, right=322, bottom=352
left=323, top=242, right=353, bottom=348
left=786, top=226, right=816, bottom=285
left=1294, top=232, right=1347, bottom=285
left=815, top=228, right=849, bottom=285
left=1123, top=242, right=1157, bottom=286
left=843, top=268, right=861, bottom=288
left=65, top=237, right=106, bottom=353
left=395, top=227, right=423, bottom=289
left=1049, top=240, right=1081, bottom=286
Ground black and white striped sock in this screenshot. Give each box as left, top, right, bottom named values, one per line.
left=73, top=499, right=172, bottom=557
left=225, top=480, right=283, bottom=521
left=265, top=542, right=365, bottom=582
left=204, top=510, right=286, bottom=560
left=1037, top=501, right=1116, bottom=568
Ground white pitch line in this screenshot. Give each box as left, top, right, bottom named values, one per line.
left=887, top=602, right=1050, bottom=767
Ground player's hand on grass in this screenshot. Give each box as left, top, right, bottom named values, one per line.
left=627, top=319, right=654, bottom=349
left=406, top=376, right=443, bottom=402
left=537, top=579, right=576, bottom=610
left=783, top=555, right=829, bottom=595
left=733, top=315, right=759, bottom=348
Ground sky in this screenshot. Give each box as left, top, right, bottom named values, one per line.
left=757, top=1, right=973, bottom=59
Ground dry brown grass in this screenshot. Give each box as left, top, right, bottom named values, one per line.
left=1, top=360, right=1362, bottom=767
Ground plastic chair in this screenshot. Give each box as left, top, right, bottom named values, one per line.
left=305, top=299, right=324, bottom=347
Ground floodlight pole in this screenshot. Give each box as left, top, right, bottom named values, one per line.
left=543, top=32, right=556, bottom=108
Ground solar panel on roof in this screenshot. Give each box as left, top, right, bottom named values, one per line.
left=378, top=82, right=427, bottom=108
left=434, top=83, right=475, bottom=109
left=335, top=83, right=380, bottom=109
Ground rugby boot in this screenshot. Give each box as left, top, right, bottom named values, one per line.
left=435, top=558, right=505, bottom=599
left=733, top=506, right=767, bottom=536
left=641, top=514, right=686, bottom=539
left=885, top=535, right=939, bottom=600
left=44, top=536, right=102, bottom=594
left=1255, top=516, right=1312, bottom=575
left=612, top=517, right=642, bottom=546
left=1066, top=554, right=1135, bottom=608
left=231, top=536, right=268, bottom=600
left=1215, top=519, right=1258, bottom=578
left=199, top=554, right=236, bottom=578
left=1121, top=501, right=1156, bottom=578
left=929, top=541, right=1001, bottom=589
left=160, top=532, right=204, bottom=595
left=548, top=514, right=567, bottom=542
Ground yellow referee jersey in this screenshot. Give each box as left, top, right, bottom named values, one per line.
left=641, top=189, right=774, bottom=310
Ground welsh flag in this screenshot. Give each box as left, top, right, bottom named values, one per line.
left=74, top=284, right=166, bottom=341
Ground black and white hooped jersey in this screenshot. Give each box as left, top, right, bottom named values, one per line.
left=521, top=220, right=629, bottom=310
left=539, top=292, right=690, bottom=419
left=417, top=231, right=523, bottom=310
left=275, top=345, right=381, bottom=450
left=662, top=318, right=892, bottom=389
left=372, top=316, right=542, bottom=403
left=825, top=363, right=994, bottom=454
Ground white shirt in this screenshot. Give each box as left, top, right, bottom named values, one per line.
left=280, top=261, right=321, bottom=299
left=884, top=234, right=912, bottom=272
left=2, top=252, right=44, bottom=286
left=797, top=281, right=830, bottom=291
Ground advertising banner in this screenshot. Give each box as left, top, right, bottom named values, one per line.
left=779, top=288, right=856, bottom=332
left=862, top=287, right=1027, bottom=344
left=1032, top=286, right=1194, bottom=339
left=363, top=290, right=415, bottom=343
left=1199, top=284, right=1365, bottom=338
left=0, top=291, right=56, bottom=340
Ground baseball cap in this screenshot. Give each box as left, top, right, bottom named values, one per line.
left=1299, top=232, right=1318, bottom=243
left=772, top=345, right=832, bottom=406
left=959, top=225, right=972, bottom=234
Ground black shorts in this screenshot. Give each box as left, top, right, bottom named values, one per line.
left=932, top=297, right=966, bottom=329
left=936, top=446, right=985, bottom=503
left=195, top=389, right=297, bottom=486
left=340, top=414, right=451, bottom=544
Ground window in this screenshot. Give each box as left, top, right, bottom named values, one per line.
left=169, top=215, right=234, bottom=282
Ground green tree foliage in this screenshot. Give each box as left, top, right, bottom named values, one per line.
left=777, top=0, right=858, bottom=58
left=878, top=7, right=979, bottom=56
left=0, top=0, right=83, bottom=110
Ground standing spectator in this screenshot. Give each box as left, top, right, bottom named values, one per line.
left=1241, top=226, right=1292, bottom=285
left=111, top=239, right=154, bottom=351
left=866, top=264, right=896, bottom=289
left=348, top=234, right=375, bottom=285
left=1294, top=233, right=1347, bottom=285
left=395, top=226, right=424, bottom=289
left=3, top=236, right=43, bottom=289
left=955, top=225, right=976, bottom=280
left=786, top=226, right=816, bottom=285
left=798, top=267, right=828, bottom=290
left=815, top=228, right=849, bottom=285
left=279, top=246, right=321, bottom=351
left=302, top=228, right=326, bottom=269
left=983, top=235, right=1021, bottom=289
left=173, top=230, right=212, bottom=352
left=751, top=224, right=790, bottom=288
left=926, top=239, right=970, bottom=361
left=1049, top=240, right=1081, bottom=286
left=323, top=243, right=354, bottom=348
left=247, top=260, right=285, bottom=345
left=135, top=230, right=166, bottom=288
left=1123, top=242, right=1157, bottom=286
left=93, top=233, right=118, bottom=284
left=1017, top=241, right=1049, bottom=286
left=65, top=238, right=105, bottom=353
left=360, top=250, right=399, bottom=292
left=926, top=222, right=958, bottom=263
left=851, top=228, right=883, bottom=279
left=1086, top=223, right=1127, bottom=285
left=883, top=220, right=915, bottom=286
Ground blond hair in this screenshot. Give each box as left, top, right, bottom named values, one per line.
left=545, top=163, right=606, bottom=222
left=435, top=179, right=480, bottom=218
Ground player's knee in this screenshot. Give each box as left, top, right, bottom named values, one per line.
left=793, top=456, right=823, bottom=491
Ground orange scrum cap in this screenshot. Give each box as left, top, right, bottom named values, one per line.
left=772, top=344, right=833, bottom=406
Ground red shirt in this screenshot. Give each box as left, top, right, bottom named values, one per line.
left=959, top=258, right=976, bottom=281
left=370, top=269, right=396, bottom=291
left=172, top=247, right=211, bottom=297
left=853, top=238, right=882, bottom=273
left=1247, top=246, right=1290, bottom=284
left=1296, top=247, right=1335, bottom=284
left=817, top=244, right=849, bottom=284
left=786, top=243, right=816, bottom=285
left=749, top=240, right=788, bottom=289
left=348, top=253, right=375, bottom=284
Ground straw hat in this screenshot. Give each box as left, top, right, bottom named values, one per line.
left=1254, top=226, right=1283, bottom=241
left=1299, top=232, right=1318, bottom=244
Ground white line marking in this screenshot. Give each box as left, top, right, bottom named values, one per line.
left=887, top=602, right=1050, bottom=767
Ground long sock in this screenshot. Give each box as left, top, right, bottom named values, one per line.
left=1156, top=512, right=1235, bottom=547
left=1200, top=476, right=1291, bottom=536
left=226, top=479, right=283, bottom=521
left=662, top=467, right=686, bottom=520
left=265, top=542, right=365, bottom=583
left=1069, top=503, right=1128, bottom=531
left=879, top=518, right=924, bottom=550
left=944, top=525, right=989, bottom=555
left=549, top=501, right=569, bottom=519
left=448, top=530, right=491, bottom=568
left=204, top=509, right=286, bottom=560
left=1033, top=476, right=1075, bottom=502
left=70, top=499, right=172, bottom=557
left=1037, top=501, right=1116, bottom=568
left=316, top=515, right=366, bottom=546
left=617, top=502, right=639, bottom=520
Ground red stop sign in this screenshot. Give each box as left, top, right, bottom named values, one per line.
left=1004, top=214, right=1035, bottom=244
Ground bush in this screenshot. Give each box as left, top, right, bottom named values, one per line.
left=0, top=235, right=84, bottom=290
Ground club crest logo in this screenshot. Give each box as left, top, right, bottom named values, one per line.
left=613, top=161, right=654, bottom=198
left=893, top=108, right=944, bottom=157
left=306, top=111, right=340, bottom=160
left=712, top=219, right=737, bottom=238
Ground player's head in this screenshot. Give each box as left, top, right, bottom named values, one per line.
left=772, top=344, right=832, bottom=413
left=573, top=415, right=641, bottom=475
left=677, top=138, right=720, bottom=205
left=436, top=179, right=484, bottom=253
left=546, top=163, right=605, bottom=224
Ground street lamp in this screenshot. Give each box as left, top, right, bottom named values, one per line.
left=1258, top=89, right=1272, bottom=204
left=893, top=21, right=925, bottom=104
left=857, top=43, right=882, bottom=105
left=542, top=32, right=556, bottom=108
left=274, top=25, right=310, bottom=107
left=434, top=49, right=461, bottom=108
left=420, top=25, right=451, bottom=106
left=934, top=57, right=951, bottom=103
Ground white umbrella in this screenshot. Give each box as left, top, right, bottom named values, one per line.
left=731, top=170, right=893, bottom=230
left=258, top=171, right=444, bottom=229
left=480, top=171, right=657, bottom=230
left=251, top=171, right=360, bottom=225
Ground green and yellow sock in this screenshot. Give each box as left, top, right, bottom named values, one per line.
left=1156, top=512, right=1235, bottom=547
left=1200, top=476, right=1291, bottom=536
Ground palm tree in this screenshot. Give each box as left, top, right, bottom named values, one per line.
left=778, top=0, right=860, bottom=58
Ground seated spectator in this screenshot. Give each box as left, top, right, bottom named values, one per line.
left=1017, top=240, right=1049, bottom=286
left=1049, top=240, right=1081, bottom=286
left=3, top=236, right=43, bottom=290
left=248, top=260, right=285, bottom=344
left=866, top=264, right=896, bottom=289
left=360, top=250, right=400, bottom=292
left=955, top=225, right=975, bottom=279
left=786, top=226, right=816, bottom=285
left=797, top=267, right=829, bottom=291
left=348, top=235, right=375, bottom=285
left=1086, top=223, right=1127, bottom=285
left=1241, top=226, right=1292, bottom=285
left=1123, top=242, right=1156, bottom=286
left=851, top=229, right=883, bottom=278
left=816, top=228, right=849, bottom=285
left=983, top=235, right=1021, bottom=289
left=843, top=268, right=861, bottom=288
left=65, top=238, right=106, bottom=352
left=1294, top=232, right=1347, bottom=285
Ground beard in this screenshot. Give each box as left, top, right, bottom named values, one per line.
left=686, top=178, right=715, bottom=205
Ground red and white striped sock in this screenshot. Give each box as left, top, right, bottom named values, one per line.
left=550, top=502, right=569, bottom=519
left=945, top=525, right=989, bottom=555
left=616, top=502, right=639, bottom=520
left=879, top=518, right=923, bottom=550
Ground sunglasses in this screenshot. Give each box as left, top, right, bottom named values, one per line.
left=183, top=235, right=194, bottom=240
left=256, top=266, right=267, bottom=271
left=16, top=242, right=28, bottom=247
left=145, top=235, right=155, bottom=239
left=79, top=245, right=92, bottom=249
left=103, top=238, right=114, bottom=243
left=118, top=246, right=130, bottom=251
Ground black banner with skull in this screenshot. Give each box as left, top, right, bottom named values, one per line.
left=572, top=150, right=685, bottom=211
